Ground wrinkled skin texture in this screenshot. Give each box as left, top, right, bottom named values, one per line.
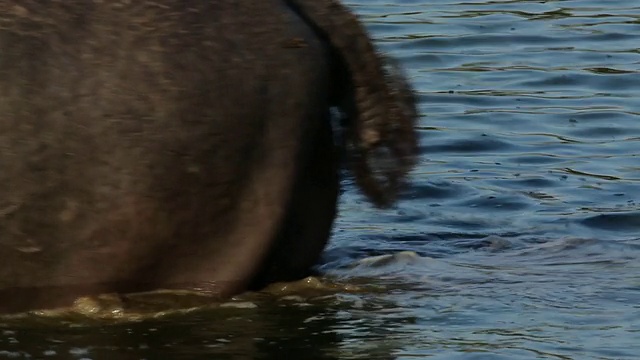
left=0, top=0, right=418, bottom=313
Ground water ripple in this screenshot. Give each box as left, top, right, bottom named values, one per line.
left=331, top=0, right=640, bottom=358
left=3, top=1, right=640, bottom=359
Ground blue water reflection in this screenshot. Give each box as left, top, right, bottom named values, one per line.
left=327, top=0, right=640, bottom=358
left=1, top=1, right=639, bottom=359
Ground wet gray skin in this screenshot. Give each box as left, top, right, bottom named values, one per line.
left=0, top=0, right=418, bottom=313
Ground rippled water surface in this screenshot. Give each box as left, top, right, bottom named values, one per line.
left=2, top=1, right=640, bottom=359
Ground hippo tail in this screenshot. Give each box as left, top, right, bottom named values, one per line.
left=286, top=0, right=419, bottom=208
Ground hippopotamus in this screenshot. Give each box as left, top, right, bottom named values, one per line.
left=0, top=0, right=418, bottom=313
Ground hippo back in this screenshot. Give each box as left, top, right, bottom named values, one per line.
left=0, top=0, right=332, bottom=311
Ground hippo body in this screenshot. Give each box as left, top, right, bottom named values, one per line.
left=0, top=0, right=417, bottom=313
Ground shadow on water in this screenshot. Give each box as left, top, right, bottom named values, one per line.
left=0, top=281, right=414, bottom=359
left=1, top=306, right=347, bottom=359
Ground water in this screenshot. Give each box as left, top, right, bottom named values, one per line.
left=2, top=0, right=640, bottom=359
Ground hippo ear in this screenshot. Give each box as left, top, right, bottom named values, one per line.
left=287, top=0, right=419, bottom=208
